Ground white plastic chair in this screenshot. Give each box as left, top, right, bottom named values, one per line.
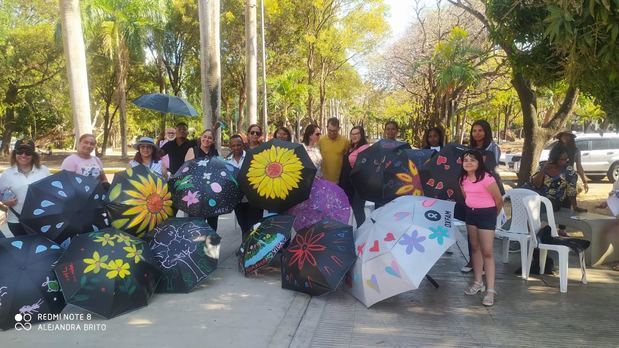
left=522, top=195, right=587, bottom=293
left=495, top=188, right=539, bottom=279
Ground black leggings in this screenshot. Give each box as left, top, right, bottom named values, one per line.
left=351, top=192, right=366, bottom=228
left=234, top=202, right=263, bottom=239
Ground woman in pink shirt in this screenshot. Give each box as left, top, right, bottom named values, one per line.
left=339, top=126, right=370, bottom=227
left=460, top=150, right=503, bottom=306
left=61, top=134, right=109, bottom=185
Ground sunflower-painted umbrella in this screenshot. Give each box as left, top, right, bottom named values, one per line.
left=20, top=170, right=108, bottom=244
left=170, top=158, right=242, bottom=218
left=346, top=196, right=456, bottom=307
left=350, top=140, right=423, bottom=205
left=286, top=178, right=351, bottom=231
left=106, top=165, right=173, bottom=238
left=0, top=236, right=65, bottom=330
left=281, top=218, right=355, bottom=296
left=53, top=229, right=161, bottom=319
left=239, top=214, right=295, bottom=274
left=239, top=139, right=317, bottom=213
left=147, top=218, right=221, bottom=293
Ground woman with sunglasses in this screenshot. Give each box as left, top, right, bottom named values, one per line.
left=0, top=140, right=50, bottom=237
left=302, top=124, right=323, bottom=177
left=247, top=124, right=263, bottom=151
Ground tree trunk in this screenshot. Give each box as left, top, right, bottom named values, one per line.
left=116, top=47, right=128, bottom=159
left=236, top=88, right=246, bottom=133
left=0, top=84, right=18, bottom=155
left=245, top=0, right=258, bottom=125
left=198, top=0, right=221, bottom=153
left=59, top=0, right=92, bottom=141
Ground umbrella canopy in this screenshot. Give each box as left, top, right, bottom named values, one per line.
left=170, top=158, right=243, bottom=218
left=286, top=177, right=351, bottom=231
left=239, top=139, right=317, bottom=212
left=53, top=229, right=161, bottom=319
left=239, top=214, right=295, bottom=274
left=20, top=170, right=108, bottom=243
left=133, top=93, right=198, bottom=117
left=106, top=165, right=173, bottom=238
left=0, top=236, right=65, bottom=330
left=148, top=218, right=221, bottom=293
left=281, top=218, right=355, bottom=296
left=350, top=139, right=423, bottom=204
left=346, top=196, right=456, bottom=307
left=420, top=143, right=497, bottom=203
left=404, top=149, right=435, bottom=172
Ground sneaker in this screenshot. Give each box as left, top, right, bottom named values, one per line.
left=460, top=265, right=473, bottom=273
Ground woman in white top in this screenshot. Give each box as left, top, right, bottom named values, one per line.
left=302, top=124, right=322, bottom=177
left=0, top=140, right=50, bottom=237
left=129, top=136, right=167, bottom=178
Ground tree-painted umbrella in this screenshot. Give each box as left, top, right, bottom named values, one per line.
left=147, top=218, right=221, bottom=293
left=20, top=170, right=108, bottom=244
left=239, top=214, right=295, bottom=275
left=53, top=229, right=161, bottom=319
left=351, top=139, right=424, bottom=204
left=133, top=93, right=198, bottom=117
left=0, top=235, right=65, bottom=330
left=106, top=165, right=173, bottom=238
left=286, top=177, right=351, bottom=231
left=346, top=196, right=456, bottom=307
left=404, top=149, right=435, bottom=172
left=420, top=143, right=497, bottom=203
left=239, top=139, right=317, bottom=213
left=281, top=218, right=355, bottom=296
left=169, top=158, right=243, bottom=218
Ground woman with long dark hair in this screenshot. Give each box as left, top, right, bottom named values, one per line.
left=247, top=124, right=263, bottom=151
left=422, top=127, right=444, bottom=151
left=302, top=124, right=323, bottom=177
left=469, top=120, right=500, bottom=164
left=339, top=126, right=370, bottom=227
left=555, top=130, right=588, bottom=210
left=273, top=126, right=292, bottom=142
left=130, top=136, right=167, bottom=177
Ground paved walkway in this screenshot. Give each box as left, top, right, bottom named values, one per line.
left=3, top=213, right=619, bottom=347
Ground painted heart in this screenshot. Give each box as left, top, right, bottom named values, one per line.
left=384, top=232, right=395, bottom=242
left=369, top=240, right=380, bottom=252
left=422, top=199, right=437, bottom=207
left=357, top=243, right=366, bottom=256
left=435, top=182, right=444, bottom=190
left=426, top=179, right=435, bottom=187
left=447, top=189, right=454, bottom=198
left=385, top=261, right=401, bottom=278
left=35, top=245, right=48, bottom=253
left=11, top=241, right=23, bottom=249
left=51, top=181, right=64, bottom=189
left=394, top=212, right=410, bottom=221
left=366, top=274, right=380, bottom=292
left=437, top=155, right=448, bottom=165
left=444, top=165, right=450, bottom=170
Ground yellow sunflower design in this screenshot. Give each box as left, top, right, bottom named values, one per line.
left=247, top=146, right=304, bottom=199
left=109, top=170, right=173, bottom=237
left=395, top=160, right=423, bottom=196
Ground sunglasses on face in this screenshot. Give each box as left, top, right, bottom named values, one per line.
left=16, top=150, right=34, bottom=156
left=250, top=131, right=262, bottom=136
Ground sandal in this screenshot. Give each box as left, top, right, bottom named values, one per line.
left=483, top=289, right=497, bottom=306
left=464, top=281, right=485, bottom=295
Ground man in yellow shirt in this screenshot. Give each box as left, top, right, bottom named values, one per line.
left=318, top=117, right=350, bottom=183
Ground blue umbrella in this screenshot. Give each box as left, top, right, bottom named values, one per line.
left=133, top=93, right=198, bottom=117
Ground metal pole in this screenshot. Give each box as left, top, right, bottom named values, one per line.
left=259, top=0, right=268, bottom=136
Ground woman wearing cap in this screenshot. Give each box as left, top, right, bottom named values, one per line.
left=129, top=137, right=167, bottom=178
left=0, top=140, right=51, bottom=236
left=61, top=134, right=109, bottom=184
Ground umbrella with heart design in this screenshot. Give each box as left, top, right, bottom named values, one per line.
left=346, top=195, right=456, bottom=307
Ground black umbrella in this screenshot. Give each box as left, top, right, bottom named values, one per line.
left=239, top=139, right=317, bottom=213
left=147, top=218, right=221, bottom=293
left=133, top=93, right=198, bottom=117
left=169, top=158, right=243, bottom=218
left=0, top=236, right=65, bottom=330
left=281, top=218, right=355, bottom=296
left=20, top=170, right=108, bottom=244
left=239, top=214, right=295, bottom=275
left=404, top=149, right=435, bottom=172
left=53, top=229, right=161, bottom=319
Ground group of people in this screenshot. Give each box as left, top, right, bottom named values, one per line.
left=1, top=117, right=611, bottom=308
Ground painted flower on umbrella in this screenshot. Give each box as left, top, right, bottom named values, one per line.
left=247, top=146, right=304, bottom=199
left=428, top=226, right=449, bottom=245
left=94, top=233, right=115, bottom=247
left=115, top=233, right=135, bottom=246
left=123, top=244, right=145, bottom=263
left=115, top=174, right=173, bottom=236
left=287, top=227, right=326, bottom=269
left=398, top=230, right=426, bottom=254
left=83, top=251, right=109, bottom=274
left=105, top=259, right=131, bottom=279
left=395, top=160, right=423, bottom=196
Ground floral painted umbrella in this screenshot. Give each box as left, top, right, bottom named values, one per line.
left=239, top=139, right=317, bottom=213
left=148, top=218, right=221, bottom=293
left=239, top=214, right=295, bottom=274
left=0, top=235, right=65, bottom=331
left=346, top=196, right=456, bottom=307
left=170, top=158, right=243, bottom=218
left=281, top=218, right=355, bottom=296
left=53, top=228, right=161, bottom=319
left=106, top=165, right=173, bottom=238
left=286, top=178, right=351, bottom=231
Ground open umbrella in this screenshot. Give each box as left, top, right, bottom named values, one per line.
left=239, top=214, right=295, bottom=274
left=106, top=165, right=173, bottom=238
left=404, top=149, right=435, bottom=172
left=133, top=93, right=198, bottom=117
left=281, top=218, right=355, bottom=296
left=53, top=229, right=161, bottom=319
left=239, top=139, right=317, bottom=212
left=20, top=170, right=108, bottom=244
left=148, top=218, right=221, bottom=293
left=170, top=158, right=243, bottom=218
left=0, top=236, right=65, bottom=330
left=346, top=196, right=456, bottom=307
left=286, top=177, right=351, bottom=231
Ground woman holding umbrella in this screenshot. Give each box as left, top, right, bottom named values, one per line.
left=61, top=134, right=109, bottom=185
left=0, top=140, right=50, bottom=236
left=339, top=126, right=370, bottom=227
left=247, top=124, right=263, bottom=151
left=129, top=136, right=168, bottom=178
left=302, top=124, right=323, bottom=177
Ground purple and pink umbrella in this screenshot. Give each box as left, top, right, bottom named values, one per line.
left=287, top=178, right=351, bottom=231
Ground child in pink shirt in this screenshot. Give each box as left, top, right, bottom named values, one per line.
left=459, top=150, right=503, bottom=307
